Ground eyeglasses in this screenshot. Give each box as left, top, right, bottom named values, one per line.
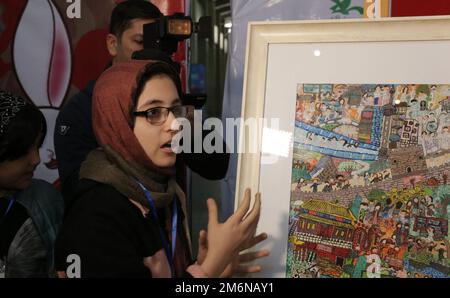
left=133, top=105, right=194, bottom=125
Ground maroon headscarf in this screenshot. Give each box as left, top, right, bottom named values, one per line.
left=91, top=59, right=174, bottom=176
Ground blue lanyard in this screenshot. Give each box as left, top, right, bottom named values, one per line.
left=136, top=181, right=178, bottom=277
left=1, top=197, right=14, bottom=224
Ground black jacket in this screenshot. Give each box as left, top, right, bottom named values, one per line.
left=55, top=179, right=192, bottom=278
left=54, top=81, right=98, bottom=199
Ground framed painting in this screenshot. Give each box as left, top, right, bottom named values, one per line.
left=235, top=16, right=450, bottom=278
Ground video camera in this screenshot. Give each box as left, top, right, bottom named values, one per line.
left=132, top=14, right=211, bottom=109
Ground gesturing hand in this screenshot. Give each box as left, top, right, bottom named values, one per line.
left=197, top=230, right=269, bottom=277
left=198, top=189, right=265, bottom=277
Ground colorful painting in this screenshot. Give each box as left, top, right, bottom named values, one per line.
left=287, top=84, right=450, bottom=278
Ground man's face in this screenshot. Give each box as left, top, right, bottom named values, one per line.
left=108, top=18, right=156, bottom=63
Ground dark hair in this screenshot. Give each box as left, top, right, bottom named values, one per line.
left=0, top=103, right=46, bottom=162
left=130, top=61, right=183, bottom=125
left=109, top=0, right=163, bottom=38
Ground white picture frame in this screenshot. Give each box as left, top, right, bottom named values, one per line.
left=235, top=16, right=450, bottom=277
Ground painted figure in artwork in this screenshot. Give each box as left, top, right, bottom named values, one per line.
left=288, top=84, right=450, bottom=278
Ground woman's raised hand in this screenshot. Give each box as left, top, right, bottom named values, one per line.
left=199, top=189, right=266, bottom=277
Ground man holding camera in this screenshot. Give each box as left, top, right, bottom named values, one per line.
left=54, top=1, right=229, bottom=201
